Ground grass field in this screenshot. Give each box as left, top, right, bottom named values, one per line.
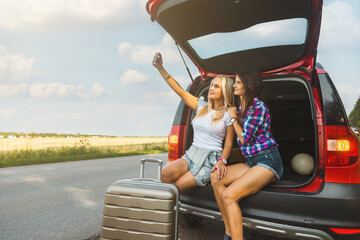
left=0, top=137, right=168, bottom=168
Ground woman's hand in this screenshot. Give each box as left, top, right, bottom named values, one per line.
left=211, top=161, right=227, bottom=179
left=152, top=52, right=163, bottom=70
left=227, top=106, right=238, bottom=119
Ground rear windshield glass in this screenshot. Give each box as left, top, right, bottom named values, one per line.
left=188, top=18, right=308, bottom=59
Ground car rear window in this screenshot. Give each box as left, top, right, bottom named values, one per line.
left=172, top=100, right=188, bottom=126
left=188, top=18, right=308, bottom=59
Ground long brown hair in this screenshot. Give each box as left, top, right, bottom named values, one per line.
left=193, top=75, right=235, bottom=124
left=236, top=70, right=264, bottom=120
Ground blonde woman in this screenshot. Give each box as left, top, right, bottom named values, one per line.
left=152, top=52, right=235, bottom=193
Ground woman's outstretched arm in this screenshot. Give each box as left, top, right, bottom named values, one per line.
left=152, top=52, right=198, bottom=110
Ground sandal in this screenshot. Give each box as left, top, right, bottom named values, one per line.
left=224, top=233, right=232, bottom=240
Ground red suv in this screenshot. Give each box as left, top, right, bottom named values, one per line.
left=146, top=0, right=360, bottom=239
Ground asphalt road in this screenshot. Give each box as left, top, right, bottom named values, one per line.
left=0, top=153, right=286, bottom=240
left=0, top=153, right=167, bottom=240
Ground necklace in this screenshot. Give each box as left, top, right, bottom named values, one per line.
left=212, top=106, right=224, bottom=110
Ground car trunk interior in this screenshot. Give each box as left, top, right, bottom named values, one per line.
left=263, top=77, right=317, bottom=186
left=185, top=75, right=317, bottom=188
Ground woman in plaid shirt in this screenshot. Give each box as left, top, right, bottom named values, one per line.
left=211, top=70, right=283, bottom=240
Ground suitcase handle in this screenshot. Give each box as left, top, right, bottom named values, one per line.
left=140, top=158, right=163, bottom=181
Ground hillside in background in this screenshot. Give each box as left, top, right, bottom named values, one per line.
left=0, top=132, right=117, bottom=138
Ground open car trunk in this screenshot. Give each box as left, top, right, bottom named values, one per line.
left=147, top=0, right=322, bottom=76
left=184, top=75, right=317, bottom=188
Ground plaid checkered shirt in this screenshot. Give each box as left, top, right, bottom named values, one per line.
left=237, top=97, right=277, bottom=157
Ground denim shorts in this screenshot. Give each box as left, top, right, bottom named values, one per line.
left=182, top=145, right=221, bottom=187
left=245, top=146, right=283, bottom=181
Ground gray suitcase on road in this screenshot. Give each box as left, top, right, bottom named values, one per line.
left=101, top=158, right=179, bottom=240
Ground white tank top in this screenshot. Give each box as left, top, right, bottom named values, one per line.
left=192, top=97, right=232, bottom=151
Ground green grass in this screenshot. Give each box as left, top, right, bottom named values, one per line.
left=0, top=142, right=168, bottom=168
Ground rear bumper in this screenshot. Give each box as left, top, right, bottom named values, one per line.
left=179, top=182, right=360, bottom=240
left=180, top=203, right=334, bottom=240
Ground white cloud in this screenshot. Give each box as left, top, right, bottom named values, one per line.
left=173, top=75, right=192, bottom=88
left=0, top=82, right=106, bottom=100
left=145, top=90, right=179, bottom=103
left=0, top=46, right=35, bottom=83
left=78, top=83, right=107, bottom=100
left=118, top=42, right=133, bottom=56
left=121, top=69, right=148, bottom=84
left=0, top=0, right=149, bottom=31
left=30, top=83, right=80, bottom=98
left=29, top=82, right=107, bottom=100
left=0, top=84, right=28, bottom=98
left=319, top=1, right=360, bottom=49
left=0, top=108, right=15, bottom=117
left=118, top=34, right=180, bottom=65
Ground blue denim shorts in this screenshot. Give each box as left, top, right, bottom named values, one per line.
left=245, top=146, right=283, bottom=181
left=182, top=145, right=221, bottom=187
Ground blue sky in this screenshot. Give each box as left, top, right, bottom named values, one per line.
left=0, top=0, right=359, bottom=136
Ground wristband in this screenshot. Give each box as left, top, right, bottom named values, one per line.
left=218, top=158, right=228, bottom=165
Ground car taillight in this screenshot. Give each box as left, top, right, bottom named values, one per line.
left=325, top=126, right=360, bottom=183
left=168, top=125, right=185, bottom=162
left=326, top=126, right=358, bottom=166
left=330, top=228, right=360, bottom=234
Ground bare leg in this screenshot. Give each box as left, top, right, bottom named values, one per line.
left=222, top=166, right=276, bottom=240
left=161, top=158, right=189, bottom=183
left=174, top=170, right=198, bottom=193
left=211, top=163, right=250, bottom=238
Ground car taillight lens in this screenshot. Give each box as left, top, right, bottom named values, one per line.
left=330, top=228, right=360, bottom=234
left=168, top=135, right=178, bottom=145
left=326, top=126, right=359, bottom=166
left=168, top=125, right=185, bottom=162
left=327, top=139, right=350, bottom=152
left=325, top=126, right=360, bottom=183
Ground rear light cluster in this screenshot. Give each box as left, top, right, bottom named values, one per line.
left=330, top=228, right=360, bottom=234
left=325, top=126, right=360, bottom=183
left=325, top=126, right=359, bottom=166
left=168, top=125, right=185, bottom=162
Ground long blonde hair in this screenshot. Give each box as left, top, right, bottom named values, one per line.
left=193, top=75, right=235, bottom=124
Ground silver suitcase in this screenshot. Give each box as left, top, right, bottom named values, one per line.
left=101, top=158, right=179, bottom=240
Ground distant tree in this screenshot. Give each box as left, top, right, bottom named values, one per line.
left=348, top=95, right=360, bottom=127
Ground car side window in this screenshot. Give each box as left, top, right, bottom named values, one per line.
left=318, top=74, right=347, bottom=125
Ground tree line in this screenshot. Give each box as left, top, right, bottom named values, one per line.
left=0, top=132, right=116, bottom=138
left=349, top=96, right=360, bottom=128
